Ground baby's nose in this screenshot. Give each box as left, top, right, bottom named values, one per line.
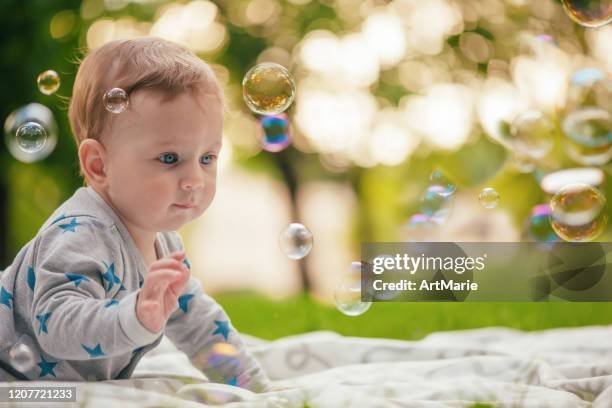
left=180, top=177, right=204, bottom=191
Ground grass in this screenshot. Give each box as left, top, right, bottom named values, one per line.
left=216, top=291, right=612, bottom=340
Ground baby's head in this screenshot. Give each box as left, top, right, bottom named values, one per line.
left=69, top=37, right=223, bottom=233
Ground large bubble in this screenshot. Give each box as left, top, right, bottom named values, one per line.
left=567, top=68, right=611, bottom=113
left=550, top=183, right=607, bottom=242
left=242, top=63, right=295, bottom=115
left=4, top=103, right=58, bottom=163
left=562, top=107, right=611, bottom=148
left=561, top=0, right=612, bottom=28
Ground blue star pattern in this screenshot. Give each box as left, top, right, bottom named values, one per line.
left=0, top=286, right=13, bottom=310
left=27, top=266, right=36, bottom=292
left=58, top=217, right=82, bottom=233
left=36, top=312, right=52, bottom=334
left=183, top=257, right=191, bottom=270
left=101, top=262, right=120, bottom=291
left=227, top=377, right=238, bottom=386
left=66, top=273, right=89, bottom=287
left=105, top=299, right=119, bottom=308
left=212, top=320, right=231, bottom=341
left=82, top=343, right=105, bottom=358
left=178, top=294, right=194, bottom=313
left=38, top=356, right=58, bottom=378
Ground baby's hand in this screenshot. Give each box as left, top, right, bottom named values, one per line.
left=136, top=250, right=190, bottom=333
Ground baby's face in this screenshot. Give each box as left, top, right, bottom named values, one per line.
left=102, top=89, right=223, bottom=233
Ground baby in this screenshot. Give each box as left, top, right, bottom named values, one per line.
left=0, top=36, right=270, bottom=392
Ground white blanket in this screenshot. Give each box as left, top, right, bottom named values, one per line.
left=4, top=325, right=612, bottom=407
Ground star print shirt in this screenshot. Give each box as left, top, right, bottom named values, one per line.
left=0, top=186, right=270, bottom=391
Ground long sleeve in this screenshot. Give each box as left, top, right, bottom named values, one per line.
left=164, top=276, right=271, bottom=392
left=30, top=216, right=162, bottom=360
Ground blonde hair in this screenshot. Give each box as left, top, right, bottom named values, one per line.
left=69, top=36, right=224, bottom=148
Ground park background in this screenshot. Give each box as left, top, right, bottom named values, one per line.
left=0, top=0, right=611, bottom=341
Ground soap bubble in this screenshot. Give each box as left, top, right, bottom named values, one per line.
left=564, top=136, right=612, bottom=166
left=279, top=223, right=313, bottom=260
left=260, top=114, right=292, bottom=152
left=562, top=108, right=611, bottom=148
left=4, top=103, right=58, bottom=163
left=15, top=122, right=47, bottom=153
left=561, top=0, right=612, bottom=28
left=334, top=262, right=372, bottom=317
left=479, top=187, right=500, bottom=209
left=526, top=204, right=560, bottom=242
left=242, top=63, right=295, bottom=115
left=9, top=343, right=35, bottom=372
left=567, top=68, right=611, bottom=113
left=103, top=88, right=129, bottom=114
left=509, top=111, right=555, bottom=159
left=420, top=185, right=450, bottom=216
left=37, top=70, right=60, bottom=95
left=550, top=183, right=607, bottom=242
left=429, top=169, right=456, bottom=197
left=206, top=342, right=242, bottom=384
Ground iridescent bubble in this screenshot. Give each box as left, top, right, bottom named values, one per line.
left=562, top=107, right=611, bottom=148
left=334, top=262, right=372, bottom=317
left=15, top=122, right=47, bottom=153
left=242, top=63, right=295, bottom=115
left=279, top=223, right=313, bottom=260
left=420, top=185, right=450, bottom=216
left=526, top=204, right=560, bottom=242
left=103, top=88, right=129, bottom=114
left=408, top=214, right=434, bottom=229
left=479, top=187, right=500, bottom=209
left=561, top=0, right=612, bottom=28
left=509, top=111, right=555, bottom=159
left=550, top=183, right=607, bottom=242
left=4, top=103, right=58, bottom=163
left=37, top=70, right=60, bottom=95
left=429, top=169, right=456, bottom=197
left=9, top=343, right=35, bottom=372
left=260, top=114, right=292, bottom=152
left=567, top=68, right=611, bottom=113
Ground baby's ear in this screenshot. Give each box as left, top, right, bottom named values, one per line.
left=78, top=139, right=108, bottom=187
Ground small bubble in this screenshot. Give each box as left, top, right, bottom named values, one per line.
left=479, top=187, right=500, bottom=209
left=9, top=343, right=35, bottom=372
left=429, top=169, right=456, bottom=197
left=37, top=70, right=60, bottom=95
left=260, top=114, right=292, bottom=152
left=103, top=88, right=129, bottom=114
left=15, top=122, right=47, bottom=153
left=279, top=223, right=313, bottom=260
left=334, top=262, right=372, bottom=317
left=550, top=183, right=607, bottom=242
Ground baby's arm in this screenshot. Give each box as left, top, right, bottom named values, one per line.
left=31, top=217, right=162, bottom=360
left=164, top=276, right=271, bottom=392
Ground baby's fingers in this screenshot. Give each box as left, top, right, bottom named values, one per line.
left=142, top=269, right=182, bottom=298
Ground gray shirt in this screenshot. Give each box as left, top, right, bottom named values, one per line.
left=0, top=186, right=270, bottom=391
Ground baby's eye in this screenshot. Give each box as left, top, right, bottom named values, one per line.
left=158, top=153, right=178, bottom=164
left=200, top=154, right=215, bottom=165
